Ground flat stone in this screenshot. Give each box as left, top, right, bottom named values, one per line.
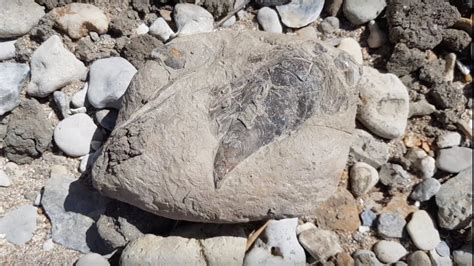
left=410, top=178, right=441, bottom=202
left=245, top=218, right=306, bottom=265
left=0, top=169, right=11, bottom=187
left=436, top=167, right=472, bottom=229
left=337, top=38, right=363, bottom=64
left=27, top=35, right=87, bottom=97
left=318, top=16, right=340, bottom=34
left=374, top=240, right=407, bottom=264
left=87, top=57, right=137, bottom=109
left=41, top=175, right=109, bottom=253
left=257, top=7, right=282, bottom=33
left=407, top=251, right=432, bottom=266
left=409, top=99, right=436, bottom=118
left=377, top=212, right=406, bottom=239
left=350, top=162, right=379, bottom=197
left=51, top=3, right=109, bottom=40
left=91, top=31, right=361, bottom=222
left=54, top=113, right=99, bottom=157
left=0, top=63, right=30, bottom=116
left=298, top=228, right=342, bottom=262
left=436, top=146, right=472, bottom=173
left=0, top=0, right=45, bottom=38
left=357, top=66, right=409, bottom=139
left=407, top=210, right=441, bottom=251
left=276, top=0, right=325, bottom=28
left=343, top=0, right=386, bottom=25
left=350, top=129, right=390, bottom=168
left=76, top=253, right=110, bottom=266
left=174, top=4, right=214, bottom=36
left=149, top=17, right=175, bottom=42
left=0, top=40, right=17, bottom=61
left=436, top=132, right=462, bottom=149
left=0, top=205, right=36, bottom=245
left=353, top=250, right=383, bottom=266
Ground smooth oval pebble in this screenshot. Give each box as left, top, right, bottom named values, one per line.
left=436, top=146, right=473, bottom=173
left=257, top=7, right=282, bottom=33
left=350, top=162, right=379, bottom=197
left=374, top=240, right=407, bottom=264
left=276, top=0, right=324, bottom=28
left=76, top=253, right=110, bottom=266
left=436, top=132, right=462, bottom=149
left=407, top=251, right=431, bottom=266
left=337, top=38, right=363, bottom=64
left=54, top=113, right=98, bottom=157
left=407, top=210, right=441, bottom=251
left=410, top=178, right=441, bottom=202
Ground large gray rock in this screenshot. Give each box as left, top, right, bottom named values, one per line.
left=0, top=0, right=45, bottom=38
left=42, top=175, right=110, bottom=253
left=276, top=0, right=325, bottom=28
left=92, top=31, right=361, bottom=223
left=435, top=167, right=472, bottom=230
left=0, top=205, right=37, bottom=245
left=0, top=63, right=30, bottom=116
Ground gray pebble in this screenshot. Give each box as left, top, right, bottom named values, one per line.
left=53, top=113, right=99, bottom=157
left=71, top=83, right=88, bottom=108
left=149, top=17, right=175, bottom=42
left=436, top=132, right=462, bottom=149
left=350, top=129, right=390, bottom=168
left=435, top=241, right=450, bottom=257
left=407, top=251, right=432, bottom=266
left=0, top=63, right=30, bottom=116
left=343, top=0, right=386, bottom=25
left=360, top=209, right=377, bottom=227
left=379, top=163, right=411, bottom=192
left=257, top=7, right=282, bottom=33
left=436, top=146, right=472, bottom=173
left=429, top=249, right=453, bottom=266
left=353, top=250, right=383, bottom=266
left=276, top=0, right=324, bottom=28
left=318, top=16, right=339, bottom=34
left=53, top=91, right=70, bottom=119
left=410, top=178, right=441, bottom=202
left=76, top=253, right=110, bottom=266
left=374, top=240, right=407, bottom=264
left=409, top=99, right=437, bottom=118
left=453, top=244, right=472, bottom=266
left=350, top=162, right=379, bottom=197
left=0, top=40, right=16, bottom=61
left=0, top=205, right=37, bottom=245
left=174, top=3, right=214, bottom=36
left=377, top=212, right=406, bottom=239
left=407, top=210, right=441, bottom=251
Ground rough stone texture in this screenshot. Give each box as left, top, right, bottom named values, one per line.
left=441, top=29, right=472, bottom=52
left=342, top=0, right=386, bottom=26
left=0, top=63, right=30, bottom=116
left=386, top=0, right=461, bottom=50
left=435, top=167, right=472, bottom=230
left=51, top=3, right=108, bottom=39
left=430, top=82, right=466, bottom=110
left=0, top=0, right=45, bottom=38
left=26, top=35, right=87, bottom=97
left=200, top=0, right=234, bottom=18
left=92, top=31, right=361, bottom=222
left=353, top=250, right=383, bottom=266
left=42, top=175, right=110, bottom=253
left=298, top=228, right=342, bottom=262
left=174, top=4, right=214, bottom=36
left=436, top=146, right=472, bottom=173
left=350, top=129, right=389, bottom=168
left=74, top=35, right=118, bottom=63
left=121, top=35, right=162, bottom=69
left=386, top=43, right=427, bottom=77
left=4, top=99, right=53, bottom=164
left=419, top=59, right=446, bottom=85
left=276, top=0, right=325, bottom=28
left=377, top=212, right=406, bottom=239
left=0, top=205, right=37, bottom=245
left=407, top=210, right=441, bottom=251
left=379, top=163, right=411, bottom=193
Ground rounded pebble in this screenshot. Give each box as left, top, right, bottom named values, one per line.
left=407, top=210, right=441, bottom=251
left=374, top=240, right=407, bottom=264
left=350, top=162, right=379, bottom=197
left=76, top=253, right=110, bottom=266
left=257, top=7, right=282, bottom=33
left=54, top=113, right=99, bottom=157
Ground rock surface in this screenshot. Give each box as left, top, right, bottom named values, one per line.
left=342, top=0, right=386, bottom=25
left=386, top=43, right=427, bottom=77
left=353, top=250, right=383, bottom=266
left=350, top=129, right=389, bottom=168
left=54, top=113, right=99, bottom=157
left=374, top=240, right=407, bottom=264
left=257, top=7, right=282, bottom=33
left=407, top=251, right=432, bottom=266
left=92, top=31, right=361, bottom=222
left=377, top=212, right=406, bottom=239
left=0, top=40, right=17, bottom=61
left=357, top=66, right=409, bottom=139
left=27, top=35, right=87, bottom=97
left=0, top=205, right=37, bottom=245
left=407, top=210, right=441, bottom=251
left=174, top=4, right=214, bottom=36
left=0, top=63, right=30, bottom=116
left=276, top=0, right=325, bottom=28
left=410, top=178, right=441, bottom=202
left=436, top=132, right=462, bottom=148
left=0, top=0, right=45, bottom=38
left=436, top=146, right=472, bottom=173
left=298, top=227, right=342, bottom=262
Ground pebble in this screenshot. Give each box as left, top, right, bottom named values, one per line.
left=53, top=113, right=99, bottom=157
left=34, top=193, right=42, bottom=207
left=436, top=146, right=472, bottom=173
left=377, top=212, right=406, bottom=239
left=27, top=35, right=87, bottom=97
left=174, top=4, right=214, bottom=36
left=0, top=205, right=37, bottom=245
left=407, top=210, right=441, bottom=251
left=87, top=57, right=137, bottom=109
left=357, top=66, right=409, bottom=139
left=0, top=0, right=45, bottom=38
left=350, top=162, right=379, bottom=197
left=0, top=40, right=16, bottom=61
left=410, top=178, right=441, bottom=202
left=367, top=20, right=387, bottom=48
left=76, top=253, right=110, bottom=266
left=95, top=109, right=118, bottom=131
left=135, top=23, right=149, bottom=35
left=51, top=3, right=109, bottom=40
left=318, top=16, right=339, bottom=34
left=149, top=17, right=175, bottom=42
left=53, top=91, right=70, bottom=119
left=337, top=38, right=363, bottom=64
left=429, top=249, right=454, bottom=266
left=409, top=99, right=437, bottom=118
left=374, top=240, right=407, bottom=264
left=295, top=26, right=318, bottom=39
left=343, top=0, right=386, bottom=25
left=276, top=0, right=325, bottom=28
left=298, top=228, right=342, bottom=262
left=360, top=209, right=377, bottom=227
left=436, top=132, right=462, bottom=148
left=42, top=238, right=54, bottom=251
left=353, top=250, right=383, bottom=266
left=436, top=167, right=472, bottom=230
left=435, top=241, right=450, bottom=257
left=0, top=169, right=12, bottom=187
left=350, top=129, right=390, bottom=168
left=0, top=63, right=30, bottom=116
left=379, top=163, right=411, bottom=191
left=257, top=7, right=282, bottom=33
left=408, top=251, right=432, bottom=266
left=453, top=244, right=472, bottom=265
left=71, top=83, right=88, bottom=108
left=245, top=218, right=306, bottom=265
left=296, top=222, right=317, bottom=235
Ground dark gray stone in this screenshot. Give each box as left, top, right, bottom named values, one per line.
left=419, top=59, right=446, bottom=85
left=361, top=209, right=377, bottom=227
left=386, top=43, right=426, bottom=77
left=430, top=82, right=467, bottom=110
left=441, top=29, right=472, bottom=52
left=410, top=178, right=441, bottom=202
left=377, top=212, right=406, bottom=239
left=379, top=163, right=411, bottom=192
left=353, top=250, right=383, bottom=266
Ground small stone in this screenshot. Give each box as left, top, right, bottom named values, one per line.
left=337, top=38, right=363, bottom=64
left=27, top=35, right=87, bottom=97
left=222, top=16, right=236, bottom=28
left=410, top=178, right=441, bottom=202
left=367, top=20, right=387, bottom=49
left=429, top=249, right=454, bottom=266
left=435, top=241, right=450, bottom=257
left=360, top=209, right=377, bottom=227
left=324, top=0, right=343, bottom=16
left=436, top=132, right=462, bottom=149
left=430, top=82, right=466, bottom=110
left=53, top=113, right=99, bottom=157
left=353, top=250, right=383, bottom=266
left=350, top=162, right=379, bottom=197
left=357, top=66, right=409, bottom=139
left=318, top=16, right=339, bottom=34
left=0, top=40, right=16, bottom=61
left=76, top=253, right=110, bottom=266
left=335, top=252, right=354, bottom=266
left=34, top=193, right=42, bottom=207
left=257, top=7, right=282, bottom=33
left=87, top=57, right=137, bottom=109
left=443, top=53, right=456, bottom=82
left=53, top=91, right=70, bottom=119
left=436, top=146, right=472, bottom=173
left=174, top=4, right=214, bottom=36
left=379, top=163, right=411, bottom=192
left=296, top=222, right=317, bottom=235
left=343, top=0, right=386, bottom=25
left=386, top=43, right=427, bottom=77
left=149, top=17, right=175, bottom=42
left=94, top=109, right=118, bottom=131
left=407, top=210, right=441, bottom=251
left=374, top=240, right=407, bottom=264
left=418, top=156, right=437, bottom=179
left=0, top=0, right=45, bottom=38
left=314, top=188, right=361, bottom=232
left=42, top=238, right=54, bottom=251
left=276, top=0, right=325, bottom=28
left=0, top=170, right=12, bottom=187
left=350, top=129, right=390, bottom=168
left=51, top=3, right=109, bottom=40
left=407, top=251, right=432, bottom=266
left=0, top=63, right=29, bottom=116
left=441, top=29, right=472, bottom=52
left=0, top=205, right=37, bottom=245
left=453, top=244, right=472, bottom=266
left=409, top=99, right=436, bottom=118
left=295, top=26, right=318, bottom=40
left=135, top=23, right=149, bottom=35
left=377, top=212, right=406, bottom=239
left=71, top=83, right=88, bottom=108
left=298, top=228, right=342, bottom=262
